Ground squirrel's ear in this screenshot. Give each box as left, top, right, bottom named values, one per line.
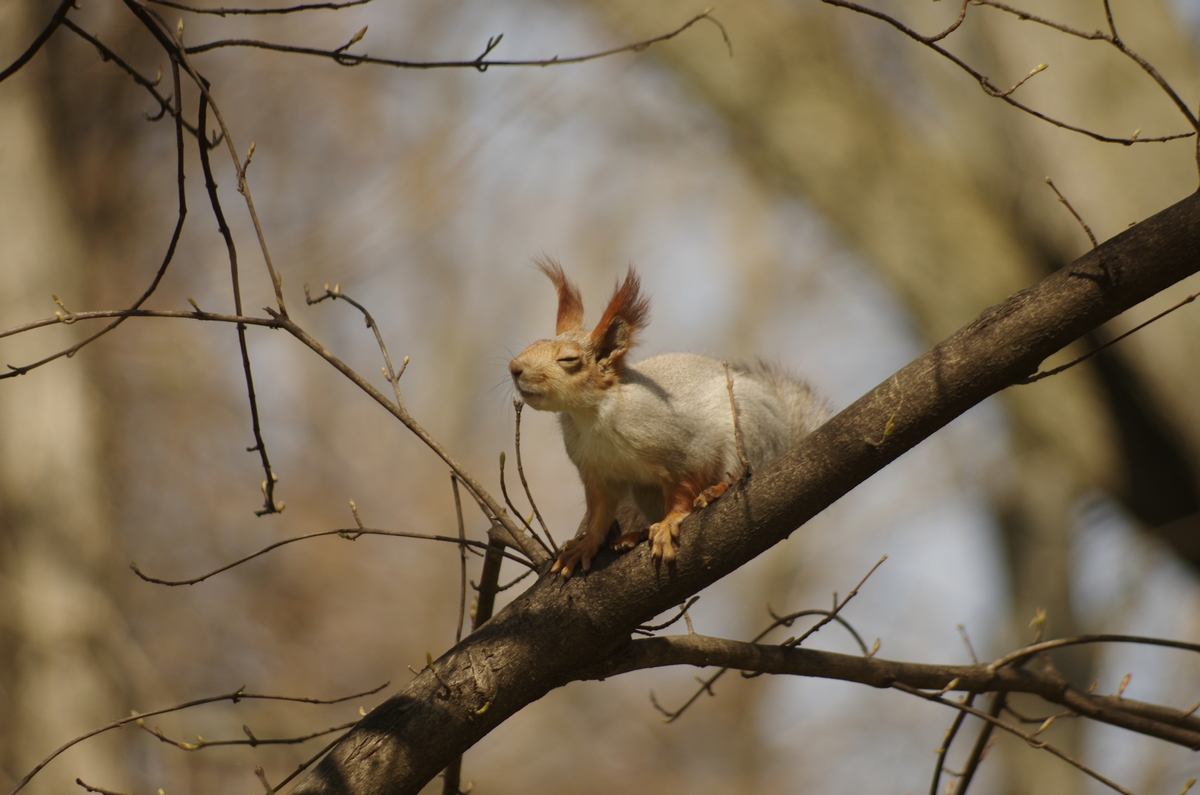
left=536, top=256, right=584, bottom=334
left=591, top=268, right=649, bottom=364
left=595, top=316, right=632, bottom=363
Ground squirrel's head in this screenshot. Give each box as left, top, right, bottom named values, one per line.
left=508, top=258, right=650, bottom=414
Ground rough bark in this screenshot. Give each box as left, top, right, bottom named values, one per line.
left=290, top=190, right=1200, bottom=794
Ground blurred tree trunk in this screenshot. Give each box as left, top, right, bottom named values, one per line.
left=577, top=1, right=1200, bottom=792
left=0, top=5, right=132, bottom=793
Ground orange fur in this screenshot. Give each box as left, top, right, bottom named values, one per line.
left=589, top=270, right=650, bottom=372
left=535, top=256, right=584, bottom=334
left=647, top=468, right=724, bottom=564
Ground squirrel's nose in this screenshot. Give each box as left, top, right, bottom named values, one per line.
left=509, top=360, right=523, bottom=378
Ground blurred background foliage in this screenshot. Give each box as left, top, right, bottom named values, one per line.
left=1, top=0, right=1199, bottom=793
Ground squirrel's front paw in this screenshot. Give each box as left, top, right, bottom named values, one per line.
left=648, top=513, right=687, bottom=563
left=552, top=536, right=602, bottom=579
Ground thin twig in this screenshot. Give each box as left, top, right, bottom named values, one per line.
left=1018, top=288, right=1199, bottom=384
left=441, top=524, right=508, bottom=793
left=129, top=527, right=533, bottom=587
left=139, top=719, right=356, bottom=750
left=60, top=19, right=209, bottom=140
left=988, top=62, right=1048, bottom=98
left=723, top=362, right=750, bottom=475
left=893, top=683, right=1136, bottom=795
left=267, top=731, right=351, bottom=793
left=0, top=0, right=75, bottom=83
left=513, top=400, right=553, bottom=548
left=920, top=0, right=970, bottom=44
left=791, top=556, right=886, bottom=648
left=182, top=9, right=727, bottom=69
left=452, top=475, right=468, bottom=644
left=493, top=567, right=535, bottom=592
left=955, top=692, right=1004, bottom=794
left=12, top=683, right=386, bottom=794
left=958, top=623, right=979, bottom=664
left=988, top=633, right=1200, bottom=673
left=974, top=0, right=1199, bottom=133
left=198, top=89, right=281, bottom=516
left=653, top=559, right=882, bottom=720
left=929, top=696, right=974, bottom=795
left=277, top=295, right=544, bottom=562
left=304, top=284, right=407, bottom=407
left=301, top=284, right=541, bottom=559
left=1045, top=177, right=1099, bottom=250
left=149, top=0, right=375, bottom=14
left=74, top=781, right=132, bottom=795
left=820, top=0, right=1195, bottom=145
left=499, top=451, right=552, bottom=556
left=2, top=56, right=187, bottom=381
left=636, top=597, right=701, bottom=634
left=1, top=308, right=278, bottom=344
left=124, top=0, right=289, bottom=314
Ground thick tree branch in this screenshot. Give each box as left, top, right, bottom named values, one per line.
left=288, top=189, right=1200, bottom=795
left=591, top=634, right=1200, bottom=749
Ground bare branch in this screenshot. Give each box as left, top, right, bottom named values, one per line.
left=181, top=10, right=727, bottom=70
left=654, top=559, right=882, bottom=720
left=197, top=90, right=282, bottom=516
left=820, top=0, right=1196, bottom=145
left=988, top=634, right=1200, bottom=672
left=452, top=476, right=468, bottom=644
left=123, top=0, right=289, bottom=313
left=13, top=683, right=386, bottom=794
left=928, top=696, right=976, bottom=795
left=75, top=780, right=133, bottom=795
left=139, top=719, right=356, bottom=750
left=295, top=287, right=546, bottom=562
left=129, top=526, right=535, bottom=586
left=499, top=451, right=552, bottom=556
left=148, top=0, right=375, bottom=15
left=790, top=555, right=885, bottom=648
left=1045, top=177, right=1099, bottom=250
left=636, top=596, right=701, bottom=634
left=2, top=56, right=187, bottom=380
left=722, top=361, right=750, bottom=475
left=513, top=400, right=553, bottom=548
left=60, top=19, right=211, bottom=140
left=1019, top=286, right=1200, bottom=384
left=976, top=0, right=1200, bottom=133
left=601, top=634, right=1200, bottom=749
left=265, top=308, right=548, bottom=563
left=892, top=683, right=1136, bottom=795
left=0, top=0, right=74, bottom=83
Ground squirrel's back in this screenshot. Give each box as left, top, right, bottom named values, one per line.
left=557, top=353, right=825, bottom=520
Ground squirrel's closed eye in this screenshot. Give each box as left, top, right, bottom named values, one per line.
left=557, top=357, right=581, bottom=365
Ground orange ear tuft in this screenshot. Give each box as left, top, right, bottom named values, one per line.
left=591, top=268, right=650, bottom=363
left=536, top=256, right=584, bottom=334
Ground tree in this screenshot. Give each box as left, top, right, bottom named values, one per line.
left=2, top=1, right=1199, bottom=794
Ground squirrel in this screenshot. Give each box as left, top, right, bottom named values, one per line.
left=508, top=259, right=827, bottom=578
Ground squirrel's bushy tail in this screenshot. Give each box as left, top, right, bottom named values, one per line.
left=738, top=361, right=828, bottom=447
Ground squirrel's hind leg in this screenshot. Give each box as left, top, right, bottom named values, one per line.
left=648, top=471, right=724, bottom=563
left=693, top=474, right=738, bottom=509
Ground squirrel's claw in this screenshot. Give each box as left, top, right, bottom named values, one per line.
left=552, top=536, right=601, bottom=578
left=648, top=513, right=687, bottom=563
left=693, top=479, right=733, bottom=509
